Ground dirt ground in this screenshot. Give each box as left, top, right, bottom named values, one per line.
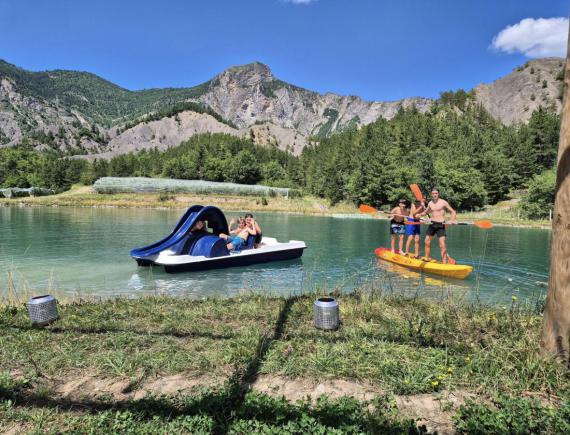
left=11, top=370, right=475, bottom=434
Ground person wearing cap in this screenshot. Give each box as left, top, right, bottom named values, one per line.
left=389, top=199, right=409, bottom=253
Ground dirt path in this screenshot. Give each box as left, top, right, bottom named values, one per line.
left=13, top=370, right=471, bottom=434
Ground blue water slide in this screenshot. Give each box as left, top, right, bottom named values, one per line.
left=130, top=205, right=204, bottom=261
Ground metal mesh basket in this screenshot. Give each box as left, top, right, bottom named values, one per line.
left=314, top=297, right=339, bottom=330
left=27, top=295, right=58, bottom=326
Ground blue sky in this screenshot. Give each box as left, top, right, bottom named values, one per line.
left=0, top=0, right=568, bottom=101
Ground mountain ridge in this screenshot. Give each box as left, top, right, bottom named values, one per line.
left=0, top=57, right=564, bottom=157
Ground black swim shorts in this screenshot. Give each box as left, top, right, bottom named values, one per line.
left=426, top=222, right=446, bottom=238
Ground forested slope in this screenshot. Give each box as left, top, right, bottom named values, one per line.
left=0, top=99, right=560, bottom=215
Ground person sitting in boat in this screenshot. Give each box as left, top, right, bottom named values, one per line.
left=245, top=213, right=262, bottom=247
left=227, top=217, right=244, bottom=234
left=220, top=218, right=256, bottom=251
left=190, top=219, right=208, bottom=233
left=404, top=199, right=425, bottom=258
left=389, top=199, right=409, bottom=254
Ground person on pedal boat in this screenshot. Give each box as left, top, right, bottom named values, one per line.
left=245, top=213, right=263, bottom=248
left=389, top=199, right=409, bottom=253
left=220, top=217, right=257, bottom=251
left=418, top=188, right=456, bottom=264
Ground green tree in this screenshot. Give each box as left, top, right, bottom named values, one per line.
left=201, top=156, right=227, bottom=182
left=520, top=169, right=556, bottom=219
left=225, top=150, right=260, bottom=184
left=261, top=161, right=288, bottom=184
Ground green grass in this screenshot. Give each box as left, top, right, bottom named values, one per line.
left=0, top=388, right=423, bottom=434
left=0, top=296, right=280, bottom=378
left=1, top=291, right=569, bottom=433
left=261, top=292, right=567, bottom=396
left=0, top=184, right=356, bottom=214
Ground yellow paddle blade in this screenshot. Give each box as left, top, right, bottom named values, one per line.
left=359, top=204, right=378, bottom=214
left=474, top=220, right=493, bottom=229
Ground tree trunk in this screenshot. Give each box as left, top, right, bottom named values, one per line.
left=540, top=30, right=570, bottom=363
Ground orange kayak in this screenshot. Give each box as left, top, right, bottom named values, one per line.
left=374, top=247, right=473, bottom=279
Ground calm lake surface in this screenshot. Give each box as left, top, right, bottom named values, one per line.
left=0, top=207, right=551, bottom=303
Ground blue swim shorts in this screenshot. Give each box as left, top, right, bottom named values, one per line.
left=405, top=217, right=421, bottom=236
left=228, top=235, right=245, bottom=251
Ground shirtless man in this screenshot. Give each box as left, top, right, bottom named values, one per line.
left=389, top=199, right=409, bottom=253
left=419, top=188, right=456, bottom=263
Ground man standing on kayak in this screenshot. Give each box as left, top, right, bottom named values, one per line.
left=419, top=188, right=456, bottom=263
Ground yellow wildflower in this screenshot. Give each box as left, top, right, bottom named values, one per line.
left=431, top=381, right=439, bottom=387
left=447, top=367, right=453, bottom=373
left=512, top=295, right=518, bottom=301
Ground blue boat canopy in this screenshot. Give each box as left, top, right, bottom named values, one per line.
left=194, top=205, right=229, bottom=236
left=131, top=205, right=229, bottom=260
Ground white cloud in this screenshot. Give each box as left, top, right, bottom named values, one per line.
left=491, top=17, right=569, bottom=58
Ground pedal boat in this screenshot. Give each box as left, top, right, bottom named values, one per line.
left=131, top=205, right=306, bottom=273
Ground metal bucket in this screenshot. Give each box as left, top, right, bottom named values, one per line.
left=314, top=297, right=339, bottom=330
left=27, top=295, right=58, bottom=326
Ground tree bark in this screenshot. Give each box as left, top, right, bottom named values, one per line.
left=540, top=29, right=570, bottom=364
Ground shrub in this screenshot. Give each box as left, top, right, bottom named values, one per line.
left=158, top=192, right=174, bottom=202
left=454, top=396, right=570, bottom=434
left=519, top=169, right=556, bottom=219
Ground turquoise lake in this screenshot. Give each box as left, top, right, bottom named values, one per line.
left=0, top=207, right=551, bottom=303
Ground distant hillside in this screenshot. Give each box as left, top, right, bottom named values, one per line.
left=0, top=57, right=564, bottom=157
left=474, top=58, right=563, bottom=125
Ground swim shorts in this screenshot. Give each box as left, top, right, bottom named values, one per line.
left=228, top=235, right=246, bottom=251
left=426, top=222, right=446, bottom=238
left=405, top=217, right=421, bottom=236
left=390, top=223, right=405, bottom=235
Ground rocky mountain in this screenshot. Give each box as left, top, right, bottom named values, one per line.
left=0, top=57, right=564, bottom=157
left=474, top=57, right=563, bottom=125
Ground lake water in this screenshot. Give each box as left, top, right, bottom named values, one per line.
left=0, top=207, right=551, bottom=303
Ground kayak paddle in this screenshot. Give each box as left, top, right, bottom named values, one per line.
left=358, top=204, right=493, bottom=228
left=410, top=184, right=424, bottom=202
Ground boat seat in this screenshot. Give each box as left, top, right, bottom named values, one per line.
left=191, top=235, right=230, bottom=258
left=179, top=231, right=210, bottom=255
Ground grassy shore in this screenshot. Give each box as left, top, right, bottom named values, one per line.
left=1, top=291, right=569, bottom=433
left=0, top=185, right=553, bottom=230
left=0, top=185, right=355, bottom=215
